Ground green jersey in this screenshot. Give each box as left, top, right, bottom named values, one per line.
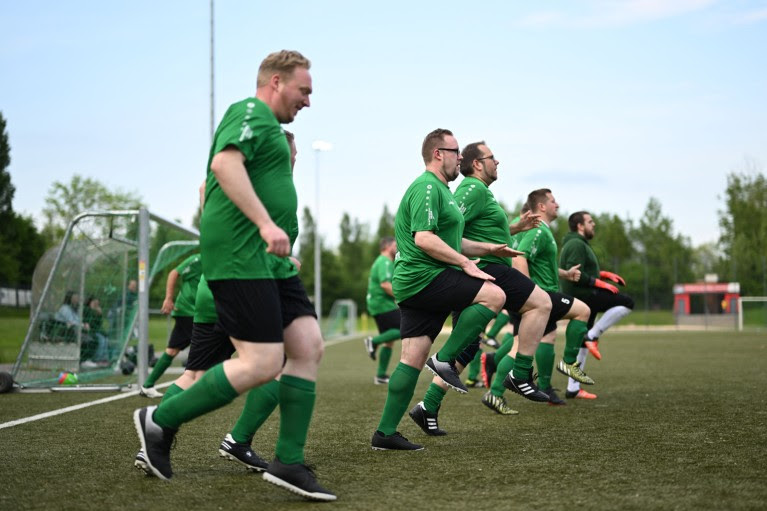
left=193, top=274, right=218, bottom=324
left=392, top=171, right=465, bottom=302
left=366, top=255, right=398, bottom=316
left=454, top=177, right=512, bottom=267
left=171, top=254, right=202, bottom=317
left=516, top=221, right=559, bottom=292
left=200, top=97, right=299, bottom=280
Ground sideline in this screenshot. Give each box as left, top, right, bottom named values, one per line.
left=0, top=333, right=364, bottom=431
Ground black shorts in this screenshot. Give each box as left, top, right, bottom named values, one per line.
left=374, top=309, right=401, bottom=333
left=579, top=289, right=635, bottom=328
left=167, top=316, right=193, bottom=350
left=399, top=268, right=486, bottom=341
left=185, top=322, right=235, bottom=371
left=207, top=276, right=317, bottom=343
left=544, top=291, right=575, bottom=335
left=482, top=264, right=536, bottom=313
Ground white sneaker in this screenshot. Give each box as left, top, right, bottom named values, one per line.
left=140, top=386, right=163, bottom=398
left=80, top=360, right=99, bottom=369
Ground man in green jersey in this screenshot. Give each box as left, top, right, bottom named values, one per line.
left=559, top=211, right=634, bottom=399
left=364, top=236, right=402, bottom=384
left=133, top=51, right=335, bottom=501
left=371, top=129, right=518, bottom=451
left=140, top=253, right=202, bottom=398
left=513, top=188, right=594, bottom=403
left=407, top=142, right=554, bottom=433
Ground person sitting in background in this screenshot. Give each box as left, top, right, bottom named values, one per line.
left=83, top=295, right=110, bottom=366
left=56, top=291, right=88, bottom=335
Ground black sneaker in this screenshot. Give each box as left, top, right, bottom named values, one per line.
left=425, top=354, right=467, bottom=394
left=263, top=458, right=336, bottom=501
left=371, top=430, right=424, bottom=451
left=219, top=433, right=268, bottom=472
left=480, top=351, right=497, bottom=388
left=503, top=371, right=550, bottom=402
left=408, top=401, right=447, bottom=436
left=364, top=336, right=377, bottom=360
left=542, top=387, right=566, bottom=406
left=133, top=405, right=177, bottom=480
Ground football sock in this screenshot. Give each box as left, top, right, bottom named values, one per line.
left=486, top=311, right=510, bottom=339
left=377, top=346, right=393, bottom=378
left=423, top=382, right=447, bottom=413
left=535, top=342, right=555, bottom=390
left=494, top=333, right=514, bottom=365
left=159, top=383, right=184, bottom=404
left=372, top=328, right=401, bottom=345
left=491, top=355, right=514, bottom=397
left=275, top=375, right=315, bottom=465
left=377, top=362, right=420, bottom=435
left=567, top=348, right=589, bottom=393
left=588, top=305, right=632, bottom=340
left=564, top=319, right=588, bottom=363
left=436, top=304, right=496, bottom=362
left=231, top=379, right=280, bottom=444
left=143, top=352, right=174, bottom=388
left=512, top=353, right=534, bottom=380
left=467, top=350, right=482, bottom=381
left=153, top=362, right=238, bottom=430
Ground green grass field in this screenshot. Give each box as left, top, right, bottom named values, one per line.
left=1, top=330, right=765, bottom=510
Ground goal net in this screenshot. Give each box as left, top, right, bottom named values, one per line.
left=738, top=297, right=767, bottom=331
left=11, top=210, right=198, bottom=388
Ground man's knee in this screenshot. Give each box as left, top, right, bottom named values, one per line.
left=525, top=287, right=552, bottom=315
left=166, top=347, right=180, bottom=357
left=478, top=283, right=506, bottom=312
left=572, top=299, right=590, bottom=321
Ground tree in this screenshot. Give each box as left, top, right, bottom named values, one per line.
left=719, top=165, right=767, bottom=295
left=0, top=112, right=13, bottom=215
left=41, top=174, right=143, bottom=245
left=590, top=213, right=633, bottom=272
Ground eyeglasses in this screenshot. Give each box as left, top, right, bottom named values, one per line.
left=476, top=155, right=495, bottom=161
left=438, top=147, right=460, bottom=155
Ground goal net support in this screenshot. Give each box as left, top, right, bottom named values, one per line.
left=737, top=296, right=767, bottom=332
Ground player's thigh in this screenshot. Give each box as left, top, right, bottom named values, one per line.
left=400, top=335, right=432, bottom=368
left=283, top=315, right=323, bottom=362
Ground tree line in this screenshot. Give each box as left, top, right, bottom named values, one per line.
left=1, top=111, right=765, bottom=314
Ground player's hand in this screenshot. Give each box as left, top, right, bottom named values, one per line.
left=517, top=210, right=541, bottom=231
left=600, top=270, right=626, bottom=286
left=261, top=222, right=291, bottom=257
left=160, top=298, right=174, bottom=315
left=567, top=264, right=581, bottom=282
left=594, top=279, right=619, bottom=294
left=460, top=258, right=496, bottom=281
left=290, top=256, right=302, bottom=272
left=488, top=244, right=525, bottom=258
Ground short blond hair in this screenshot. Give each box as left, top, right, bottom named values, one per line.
left=257, top=50, right=311, bottom=87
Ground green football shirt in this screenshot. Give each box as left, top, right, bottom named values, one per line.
left=366, top=254, right=398, bottom=316
left=171, top=254, right=202, bottom=317
left=392, top=171, right=465, bottom=302
left=193, top=274, right=218, bottom=324
left=454, top=176, right=512, bottom=268
left=200, top=97, right=298, bottom=280
left=516, top=221, right=560, bottom=292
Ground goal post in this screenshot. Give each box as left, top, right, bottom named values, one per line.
left=737, top=296, right=767, bottom=332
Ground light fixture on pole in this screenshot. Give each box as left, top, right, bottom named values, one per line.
left=311, top=140, right=333, bottom=318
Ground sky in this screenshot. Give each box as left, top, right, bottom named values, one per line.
left=2, top=0, right=766, bottom=250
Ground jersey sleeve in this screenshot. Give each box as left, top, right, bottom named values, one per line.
left=407, top=182, right=441, bottom=233
left=375, top=259, right=393, bottom=284
left=457, top=186, right=486, bottom=224
left=174, top=254, right=198, bottom=276
left=211, top=103, right=263, bottom=162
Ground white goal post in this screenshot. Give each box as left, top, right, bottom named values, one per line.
left=737, top=296, right=767, bottom=331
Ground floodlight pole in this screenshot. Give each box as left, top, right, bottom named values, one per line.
left=312, top=141, right=332, bottom=319
left=210, top=0, right=215, bottom=142
left=137, top=207, right=150, bottom=385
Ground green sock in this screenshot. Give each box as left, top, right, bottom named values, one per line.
left=494, top=333, right=514, bottom=365
left=564, top=319, right=588, bottom=364
left=275, top=375, right=315, bottom=464
left=467, top=350, right=482, bottom=380
left=491, top=354, right=514, bottom=397
left=143, top=352, right=174, bottom=388
left=231, top=379, right=280, bottom=444
left=512, top=353, right=534, bottom=380
left=377, top=362, right=421, bottom=435
left=486, top=311, right=510, bottom=339
left=377, top=346, right=393, bottom=378
left=153, top=363, right=238, bottom=430
left=535, top=343, right=555, bottom=390
left=422, top=382, right=447, bottom=413
left=437, top=304, right=496, bottom=362
left=159, top=383, right=184, bottom=404
left=373, top=328, right=401, bottom=345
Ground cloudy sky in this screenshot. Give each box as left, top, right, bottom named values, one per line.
left=2, top=0, right=766, bottom=249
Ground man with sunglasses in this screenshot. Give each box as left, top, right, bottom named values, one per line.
left=371, top=129, right=515, bottom=450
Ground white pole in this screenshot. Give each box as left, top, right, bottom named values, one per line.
left=311, top=141, right=333, bottom=319
left=210, top=0, right=215, bottom=142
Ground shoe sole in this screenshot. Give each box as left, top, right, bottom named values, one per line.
left=424, top=363, right=468, bottom=394
left=481, top=400, right=519, bottom=415
left=132, top=408, right=170, bottom=481
left=134, top=457, right=153, bottom=476
left=218, top=449, right=267, bottom=472
left=371, top=444, right=425, bottom=451
left=262, top=471, right=337, bottom=501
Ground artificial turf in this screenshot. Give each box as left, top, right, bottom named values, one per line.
left=1, top=330, right=765, bottom=510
